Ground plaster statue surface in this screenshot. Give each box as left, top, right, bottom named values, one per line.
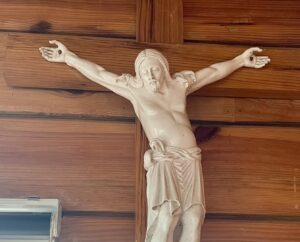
left=40, top=42, right=270, bottom=242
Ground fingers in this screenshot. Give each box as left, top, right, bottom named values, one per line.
left=257, top=56, right=271, bottom=63
left=39, top=47, right=53, bottom=55
left=254, top=59, right=270, bottom=68
left=39, top=47, right=56, bottom=62
left=255, top=56, right=271, bottom=68
left=254, top=64, right=267, bottom=69
left=244, top=47, right=263, bottom=58
left=39, top=40, right=67, bottom=62
left=40, top=51, right=53, bottom=62
left=248, top=47, right=263, bottom=53
left=49, top=40, right=62, bottom=47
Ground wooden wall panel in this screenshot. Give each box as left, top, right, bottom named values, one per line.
left=0, top=1, right=299, bottom=241
left=187, top=97, right=300, bottom=123
left=4, top=33, right=300, bottom=98
left=231, top=98, right=300, bottom=123
left=59, top=216, right=135, bottom=242
left=1, top=71, right=300, bottom=123
left=0, top=119, right=300, bottom=225
left=183, top=0, right=300, bottom=46
left=200, top=219, right=300, bottom=242
left=0, top=33, right=299, bottom=123
left=58, top=216, right=300, bottom=242
left=0, top=118, right=135, bottom=212
left=2, top=39, right=299, bottom=124
left=0, top=0, right=136, bottom=38
left=0, top=34, right=6, bottom=62
left=137, top=0, right=183, bottom=43
left=0, top=74, right=134, bottom=120
left=134, top=122, right=148, bottom=242
left=201, top=126, right=300, bottom=216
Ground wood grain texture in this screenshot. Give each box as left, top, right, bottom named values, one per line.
left=200, top=219, right=300, bottom=242
left=0, top=34, right=7, bottom=62
left=59, top=216, right=135, bottom=242
left=57, top=215, right=300, bottom=242
left=0, top=107, right=299, bottom=223
left=233, top=98, right=300, bottom=123
left=200, top=126, right=300, bottom=216
left=4, top=33, right=300, bottom=98
left=0, top=34, right=134, bottom=119
left=137, top=0, right=183, bottom=43
left=135, top=2, right=184, bottom=241
left=0, top=0, right=136, bottom=38
left=183, top=0, right=300, bottom=46
left=134, top=122, right=148, bottom=242
left=0, top=73, right=134, bottom=120
left=58, top=216, right=300, bottom=242
left=187, top=96, right=300, bottom=123
left=151, top=0, right=183, bottom=43
left=0, top=118, right=135, bottom=212
left=136, top=0, right=152, bottom=42
left=1, top=68, right=299, bottom=123
left=2, top=39, right=298, bottom=124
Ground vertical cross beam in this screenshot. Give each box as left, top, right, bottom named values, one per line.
left=137, top=0, right=183, bottom=43
left=135, top=1, right=184, bottom=241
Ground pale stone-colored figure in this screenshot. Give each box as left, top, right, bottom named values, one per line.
left=40, top=42, right=270, bottom=242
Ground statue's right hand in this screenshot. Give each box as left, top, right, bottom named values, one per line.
left=39, top=40, right=69, bottom=63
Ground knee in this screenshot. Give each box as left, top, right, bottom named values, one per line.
left=158, top=203, right=181, bottom=229
left=184, top=205, right=205, bottom=228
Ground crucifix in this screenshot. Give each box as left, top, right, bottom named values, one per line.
left=39, top=42, right=270, bottom=242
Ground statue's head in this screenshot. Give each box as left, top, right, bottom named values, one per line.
left=135, top=49, right=171, bottom=92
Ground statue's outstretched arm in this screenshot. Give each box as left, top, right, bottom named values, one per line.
left=186, top=47, right=270, bottom=95
left=39, top=40, right=132, bottom=100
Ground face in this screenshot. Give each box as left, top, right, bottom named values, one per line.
left=139, top=57, right=164, bottom=92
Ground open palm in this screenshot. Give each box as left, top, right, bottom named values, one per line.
left=241, top=47, right=270, bottom=68
left=39, top=40, right=69, bottom=63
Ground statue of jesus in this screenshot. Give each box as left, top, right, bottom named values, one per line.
left=40, top=41, right=270, bottom=242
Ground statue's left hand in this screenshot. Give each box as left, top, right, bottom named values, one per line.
left=39, top=40, right=71, bottom=63
left=240, top=47, right=270, bottom=68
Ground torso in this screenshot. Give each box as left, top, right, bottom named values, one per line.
left=130, top=79, right=197, bottom=149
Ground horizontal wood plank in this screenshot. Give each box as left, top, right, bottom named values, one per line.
left=184, top=23, right=300, bottom=47
left=3, top=33, right=300, bottom=99
left=1, top=118, right=299, bottom=215
left=1, top=70, right=299, bottom=123
left=201, top=219, right=300, bottom=242
left=0, top=118, right=136, bottom=212
left=0, top=34, right=6, bottom=62
left=187, top=96, right=300, bottom=123
left=0, top=0, right=135, bottom=38
left=183, top=0, right=300, bottom=46
left=232, top=98, right=300, bottom=123
left=58, top=216, right=300, bottom=242
left=59, top=216, right=135, bottom=242
left=201, top=126, right=300, bottom=216
left=0, top=74, right=134, bottom=120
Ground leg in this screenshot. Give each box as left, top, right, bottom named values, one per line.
left=179, top=205, right=205, bottom=242
left=151, top=202, right=181, bottom=242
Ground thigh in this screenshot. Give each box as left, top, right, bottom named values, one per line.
left=150, top=202, right=181, bottom=242
left=181, top=204, right=205, bottom=227
left=179, top=205, right=205, bottom=242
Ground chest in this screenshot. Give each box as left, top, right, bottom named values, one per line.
left=133, top=87, right=187, bottom=116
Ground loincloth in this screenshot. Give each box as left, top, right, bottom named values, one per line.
left=144, top=139, right=206, bottom=241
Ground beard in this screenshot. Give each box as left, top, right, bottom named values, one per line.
left=149, top=80, right=160, bottom=92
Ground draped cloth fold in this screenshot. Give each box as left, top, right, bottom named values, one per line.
left=144, top=139, right=206, bottom=242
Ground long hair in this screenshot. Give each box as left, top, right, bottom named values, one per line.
left=135, top=49, right=171, bottom=82
left=117, top=49, right=172, bottom=89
